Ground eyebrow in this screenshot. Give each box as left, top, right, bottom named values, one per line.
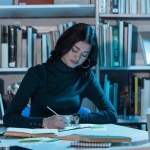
left=74, top=45, right=90, bottom=53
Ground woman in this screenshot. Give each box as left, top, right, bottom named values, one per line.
left=3, top=23, right=118, bottom=129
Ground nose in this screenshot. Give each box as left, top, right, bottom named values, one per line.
left=74, top=51, right=81, bottom=61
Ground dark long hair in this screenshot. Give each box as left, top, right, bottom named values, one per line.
left=47, top=23, right=98, bottom=70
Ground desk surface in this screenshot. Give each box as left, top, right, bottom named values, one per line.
left=0, top=124, right=149, bottom=150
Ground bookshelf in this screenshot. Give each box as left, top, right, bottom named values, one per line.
left=0, top=3, right=97, bottom=124
left=0, top=3, right=96, bottom=88
left=96, top=0, right=150, bottom=129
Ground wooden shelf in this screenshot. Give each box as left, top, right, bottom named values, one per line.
left=118, top=119, right=146, bottom=124
left=0, top=68, right=28, bottom=73
left=99, top=14, right=150, bottom=19
left=0, top=4, right=95, bottom=18
left=100, top=66, right=150, bottom=71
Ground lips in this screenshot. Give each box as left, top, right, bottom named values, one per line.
left=70, top=60, right=78, bottom=64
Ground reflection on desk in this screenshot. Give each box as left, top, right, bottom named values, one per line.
left=0, top=124, right=149, bottom=150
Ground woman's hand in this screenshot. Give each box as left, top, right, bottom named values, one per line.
left=42, top=115, right=69, bottom=129
left=69, top=115, right=80, bottom=125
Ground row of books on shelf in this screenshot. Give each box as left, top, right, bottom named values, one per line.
left=103, top=74, right=150, bottom=120
left=0, top=21, right=75, bottom=68
left=100, top=0, right=150, bottom=14
left=99, top=20, right=150, bottom=67
left=1, top=0, right=94, bottom=5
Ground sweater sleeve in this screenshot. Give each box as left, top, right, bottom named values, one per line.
left=3, top=67, right=43, bottom=128
left=79, top=71, right=118, bottom=124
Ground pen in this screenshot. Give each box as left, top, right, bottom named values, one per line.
left=47, top=106, right=59, bottom=116
left=47, top=106, right=70, bottom=125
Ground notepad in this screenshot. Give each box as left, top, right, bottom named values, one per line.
left=71, top=141, right=112, bottom=148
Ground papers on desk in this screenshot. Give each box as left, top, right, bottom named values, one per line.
left=19, top=137, right=60, bottom=143
left=59, top=124, right=92, bottom=132
left=59, top=124, right=106, bottom=132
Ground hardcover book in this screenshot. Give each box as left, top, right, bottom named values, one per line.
left=79, top=135, right=131, bottom=143
left=4, top=127, right=58, bottom=138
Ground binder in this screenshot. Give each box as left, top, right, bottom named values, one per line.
left=71, top=141, right=112, bottom=148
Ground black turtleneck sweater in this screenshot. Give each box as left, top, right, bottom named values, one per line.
left=3, top=59, right=118, bottom=128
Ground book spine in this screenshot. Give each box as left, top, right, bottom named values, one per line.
left=111, top=0, right=119, bottom=14
left=8, top=25, right=17, bottom=68
left=112, top=26, right=119, bottom=67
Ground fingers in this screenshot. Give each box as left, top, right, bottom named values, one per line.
left=44, top=115, right=69, bottom=129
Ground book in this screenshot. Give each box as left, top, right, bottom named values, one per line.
left=79, top=135, right=131, bottom=143
left=71, top=141, right=112, bottom=148
left=0, top=94, right=5, bottom=118
left=0, top=0, right=13, bottom=5
left=26, top=26, right=37, bottom=67
left=18, top=0, right=54, bottom=4
left=8, top=25, right=17, bottom=68
left=59, top=134, right=131, bottom=142
left=139, top=32, right=150, bottom=65
left=54, top=0, right=91, bottom=4
left=4, top=127, right=58, bottom=138
left=111, top=0, right=119, bottom=14
left=0, top=25, right=8, bottom=68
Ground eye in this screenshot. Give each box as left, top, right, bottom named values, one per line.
left=82, top=53, right=89, bottom=58
left=71, top=47, right=78, bottom=53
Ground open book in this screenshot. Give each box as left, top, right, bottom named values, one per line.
left=4, top=127, right=58, bottom=138
left=3, top=124, right=92, bottom=138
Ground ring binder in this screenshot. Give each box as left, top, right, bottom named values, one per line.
left=71, top=141, right=112, bottom=148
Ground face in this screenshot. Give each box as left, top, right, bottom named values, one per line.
left=61, top=41, right=92, bottom=68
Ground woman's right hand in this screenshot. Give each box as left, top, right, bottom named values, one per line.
left=42, top=115, right=69, bottom=129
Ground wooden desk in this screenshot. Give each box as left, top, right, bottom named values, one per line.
left=0, top=124, right=149, bottom=150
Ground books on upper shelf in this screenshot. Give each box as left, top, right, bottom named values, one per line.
left=18, top=0, right=54, bottom=5
left=54, top=0, right=91, bottom=4
left=99, top=0, right=150, bottom=14
left=139, top=32, right=150, bottom=65
left=99, top=20, right=133, bottom=67
left=0, top=21, right=75, bottom=69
